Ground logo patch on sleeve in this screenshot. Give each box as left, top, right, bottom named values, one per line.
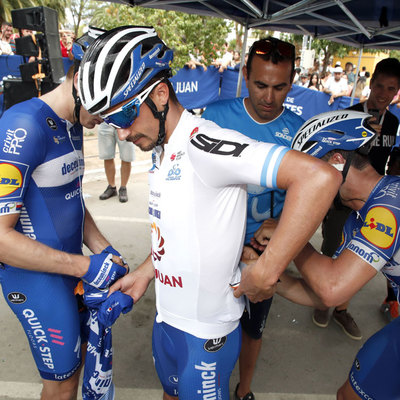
left=0, top=163, right=23, bottom=197
left=361, top=206, right=397, bottom=249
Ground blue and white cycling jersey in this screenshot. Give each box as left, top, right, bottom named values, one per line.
left=203, top=98, right=304, bottom=243
left=334, top=175, right=400, bottom=400
left=0, top=97, right=87, bottom=380
left=0, top=97, right=85, bottom=252
left=335, top=175, right=400, bottom=291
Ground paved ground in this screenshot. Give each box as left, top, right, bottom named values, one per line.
left=0, top=132, right=389, bottom=400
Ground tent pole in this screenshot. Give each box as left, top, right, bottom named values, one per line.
left=350, top=46, right=363, bottom=106
left=236, top=22, right=249, bottom=97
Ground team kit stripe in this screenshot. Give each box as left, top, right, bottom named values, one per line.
left=260, top=145, right=290, bottom=188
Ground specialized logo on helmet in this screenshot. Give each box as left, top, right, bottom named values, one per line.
left=361, top=207, right=397, bottom=249
left=294, top=112, right=349, bottom=149
left=151, top=222, right=165, bottom=261
left=0, top=162, right=23, bottom=197
left=123, top=62, right=145, bottom=98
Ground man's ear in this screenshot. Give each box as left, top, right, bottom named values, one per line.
left=73, top=71, right=79, bottom=92
left=242, top=65, right=249, bottom=83
left=330, top=152, right=346, bottom=165
left=151, top=81, right=169, bottom=110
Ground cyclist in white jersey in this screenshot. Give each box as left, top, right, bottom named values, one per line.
left=250, top=110, right=400, bottom=400
left=78, top=26, right=341, bottom=400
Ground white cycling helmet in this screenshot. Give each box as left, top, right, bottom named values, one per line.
left=292, top=110, right=375, bottom=158
left=78, top=25, right=173, bottom=115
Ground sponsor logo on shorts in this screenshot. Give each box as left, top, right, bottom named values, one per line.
left=7, top=292, right=26, bottom=304
left=168, top=375, right=179, bottom=384
left=22, top=309, right=55, bottom=370
left=151, top=223, right=165, bottom=262
left=350, top=371, right=373, bottom=400
left=204, top=337, right=227, bottom=352
left=0, top=162, right=23, bottom=197
left=3, top=128, right=27, bottom=155
left=190, top=133, right=249, bottom=157
left=361, top=206, right=397, bottom=249
left=194, top=361, right=221, bottom=400
left=46, top=117, right=57, bottom=130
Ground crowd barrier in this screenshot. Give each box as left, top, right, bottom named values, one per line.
left=2, top=55, right=400, bottom=124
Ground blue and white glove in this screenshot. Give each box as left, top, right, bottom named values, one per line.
left=102, top=245, right=128, bottom=268
left=83, top=253, right=127, bottom=289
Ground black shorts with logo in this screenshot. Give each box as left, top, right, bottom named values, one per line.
left=240, top=297, right=273, bottom=339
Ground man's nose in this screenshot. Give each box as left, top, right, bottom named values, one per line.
left=117, top=127, right=131, bottom=141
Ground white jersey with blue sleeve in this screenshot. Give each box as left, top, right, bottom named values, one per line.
left=202, top=98, right=304, bottom=243
left=149, top=110, right=289, bottom=339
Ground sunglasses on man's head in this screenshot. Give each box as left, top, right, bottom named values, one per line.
left=251, top=39, right=295, bottom=60
left=100, top=79, right=163, bottom=129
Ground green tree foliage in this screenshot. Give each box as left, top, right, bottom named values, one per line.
left=90, top=3, right=232, bottom=70
left=67, top=0, right=98, bottom=37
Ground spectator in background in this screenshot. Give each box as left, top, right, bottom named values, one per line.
left=186, top=48, right=207, bottom=71
left=323, top=66, right=348, bottom=105
left=298, top=73, right=309, bottom=87
left=232, top=50, right=241, bottom=68
left=308, top=72, right=322, bottom=91
left=97, top=122, right=135, bottom=203
left=320, top=70, right=331, bottom=88
left=60, top=31, right=74, bottom=60
left=0, top=21, right=15, bottom=55
left=359, top=66, right=367, bottom=77
left=345, top=62, right=356, bottom=86
left=212, top=41, right=233, bottom=73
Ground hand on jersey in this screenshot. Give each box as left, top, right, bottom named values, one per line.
left=233, top=249, right=277, bottom=303
left=249, top=218, right=278, bottom=252
left=83, top=252, right=128, bottom=289
left=108, top=262, right=154, bottom=303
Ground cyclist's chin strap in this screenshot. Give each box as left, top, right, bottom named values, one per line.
left=72, top=62, right=82, bottom=125
left=145, top=97, right=169, bottom=146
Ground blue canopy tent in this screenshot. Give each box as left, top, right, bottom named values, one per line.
left=104, top=0, right=400, bottom=96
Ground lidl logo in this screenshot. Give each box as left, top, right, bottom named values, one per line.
left=361, top=206, right=397, bottom=249
left=0, top=163, right=23, bottom=197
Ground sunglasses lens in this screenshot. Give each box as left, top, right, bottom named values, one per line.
left=103, top=102, right=139, bottom=129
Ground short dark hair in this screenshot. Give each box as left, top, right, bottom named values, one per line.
left=371, top=58, right=400, bottom=86
left=246, top=36, right=295, bottom=76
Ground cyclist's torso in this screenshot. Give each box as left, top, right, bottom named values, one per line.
left=335, top=175, right=400, bottom=293
left=149, top=110, right=289, bottom=338
left=203, top=98, right=304, bottom=242
left=0, top=97, right=85, bottom=259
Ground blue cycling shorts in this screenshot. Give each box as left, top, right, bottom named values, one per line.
left=0, top=264, right=90, bottom=381
left=152, top=317, right=241, bottom=399
left=349, top=316, right=400, bottom=400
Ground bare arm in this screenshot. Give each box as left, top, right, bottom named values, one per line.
left=0, top=213, right=89, bottom=277
left=294, top=243, right=377, bottom=307
left=109, top=255, right=154, bottom=303
left=234, top=150, right=342, bottom=302
left=83, top=207, right=111, bottom=254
